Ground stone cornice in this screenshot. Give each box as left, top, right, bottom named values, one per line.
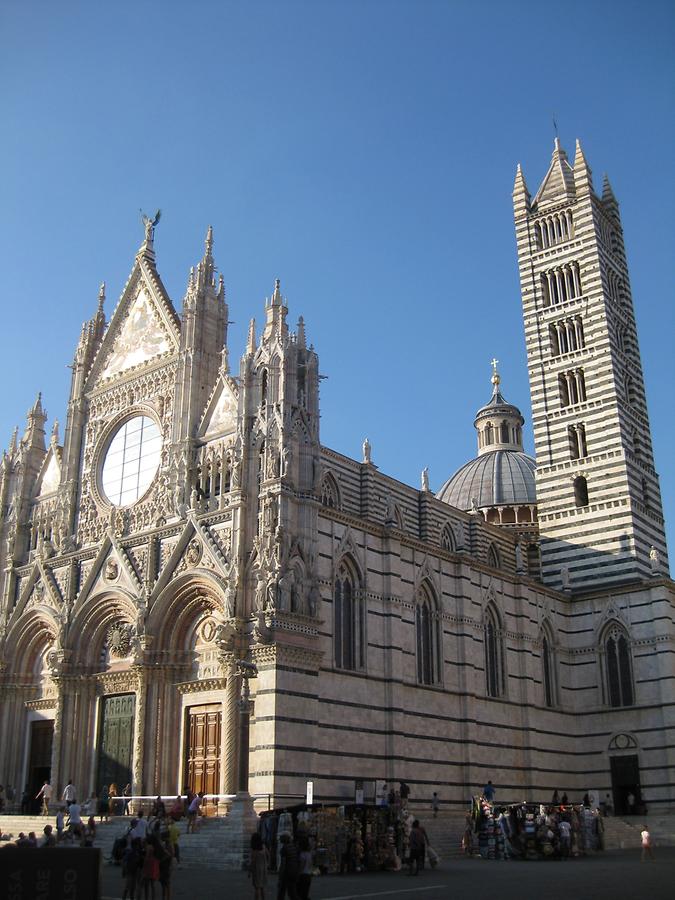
left=175, top=677, right=227, bottom=694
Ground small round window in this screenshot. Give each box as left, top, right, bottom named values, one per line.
left=101, top=415, right=162, bottom=506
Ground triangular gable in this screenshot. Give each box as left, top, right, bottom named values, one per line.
left=87, top=257, right=180, bottom=387
left=198, top=374, right=239, bottom=440
left=11, top=560, right=63, bottom=622
left=35, top=446, right=62, bottom=498
left=75, top=532, right=143, bottom=609
left=150, top=515, right=230, bottom=601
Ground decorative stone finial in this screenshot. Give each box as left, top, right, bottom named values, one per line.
left=205, top=225, right=213, bottom=257
left=51, top=420, right=59, bottom=444
left=98, top=282, right=105, bottom=311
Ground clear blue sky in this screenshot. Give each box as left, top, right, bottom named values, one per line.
left=1, top=1, right=673, bottom=554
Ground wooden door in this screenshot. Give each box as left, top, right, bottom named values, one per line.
left=184, top=704, right=221, bottom=815
left=96, top=694, right=135, bottom=794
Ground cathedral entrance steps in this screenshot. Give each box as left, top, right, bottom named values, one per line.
left=601, top=816, right=641, bottom=850
left=408, top=811, right=466, bottom=860
left=0, top=814, right=118, bottom=839
left=609, top=815, right=675, bottom=848
left=94, top=815, right=235, bottom=869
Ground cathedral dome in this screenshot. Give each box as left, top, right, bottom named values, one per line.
left=437, top=449, right=536, bottom=509
left=436, top=362, right=537, bottom=514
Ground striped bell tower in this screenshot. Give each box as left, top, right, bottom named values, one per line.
left=513, top=138, right=669, bottom=592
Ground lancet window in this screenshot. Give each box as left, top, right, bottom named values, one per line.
left=440, top=523, right=455, bottom=552
left=484, top=606, right=505, bottom=698
left=416, top=584, right=440, bottom=686
left=487, top=543, right=501, bottom=570
left=541, top=625, right=557, bottom=708
left=604, top=625, right=634, bottom=707
left=334, top=559, right=365, bottom=671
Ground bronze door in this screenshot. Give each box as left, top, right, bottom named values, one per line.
left=28, top=719, right=54, bottom=811
left=184, top=704, right=221, bottom=815
left=96, top=694, right=135, bottom=794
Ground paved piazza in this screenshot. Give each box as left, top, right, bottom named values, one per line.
left=100, top=848, right=673, bottom=900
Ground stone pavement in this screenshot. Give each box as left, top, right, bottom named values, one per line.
left=100, top=847, right=674, bottom=900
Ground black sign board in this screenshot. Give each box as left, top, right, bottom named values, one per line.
left=0, top=847, right=101, bottom=899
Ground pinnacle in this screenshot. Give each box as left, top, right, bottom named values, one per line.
left=98, top=282, right=106, bottom=311
left=246, top=318, right=257, bottom=354
left=272, top=279, right=282, bottom=305
left=513, top=163, right=530, bottom=196
left=205, top=225, right=214, bottom=258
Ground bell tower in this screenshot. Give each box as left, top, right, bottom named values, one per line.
left=513, top=139, right=669, bottom=591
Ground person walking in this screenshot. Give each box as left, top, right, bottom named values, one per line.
left=186, top=792, right=202, bottom=834
left=62, top=779, right=76, bottom=806
left=431, top=792, right=440, bottom=818
left=297, top=835, right=313, bottom=900
left=250, top=832, right=269, bottom=900
left=483, top=780, right=495, bottom=803
left=641, top=826, right=654, bottom=861
left=36, top=780, right=53, bottom=816
left=277, top=832, right=299, bottom=900
left=122, top=783, right=132, bottom=815
left=407, top=820, right=428, bottom=875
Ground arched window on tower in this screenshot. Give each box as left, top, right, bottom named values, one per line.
left=604, top=624, right=634, bottom=707
left=500, top=421, right=510, bottom=443
left=574, top=476, right=589, bottom=507
left=334, top=559, right=365, bottom=671
left=416, top=584, right=440, bottom=686
left=484, top=606, right=505, bottom=698
left=485, top=423, right=494, bottom=445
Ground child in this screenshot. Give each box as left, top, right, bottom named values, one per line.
left=640, top=826, right=654, bottom=861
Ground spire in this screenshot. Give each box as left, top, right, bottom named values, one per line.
left=91, top=282, right=106, bottom=342
left=297, top=316, right=306, bottom=349
left=29, top=392, right=44, bottom=420
left=246, top=318, right=257, bottom=355
left=263, top=279, right=288, bottom=340
left=512, top=163, right=530, bottom=215
left=602, top=173, right=620, bottom=219
left=23, top=392, right=47, bottom=450
left=573, top=138, right=593, bottom=193
left=532, top=138, right=575, bottom=207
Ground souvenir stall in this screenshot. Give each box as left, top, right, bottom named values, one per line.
left=258, top=801, right=410, bottom=874
left=469, top=797, right=604, bottom=860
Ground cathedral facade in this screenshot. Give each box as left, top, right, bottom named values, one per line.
left=0, top=141, right=673, bottom=816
